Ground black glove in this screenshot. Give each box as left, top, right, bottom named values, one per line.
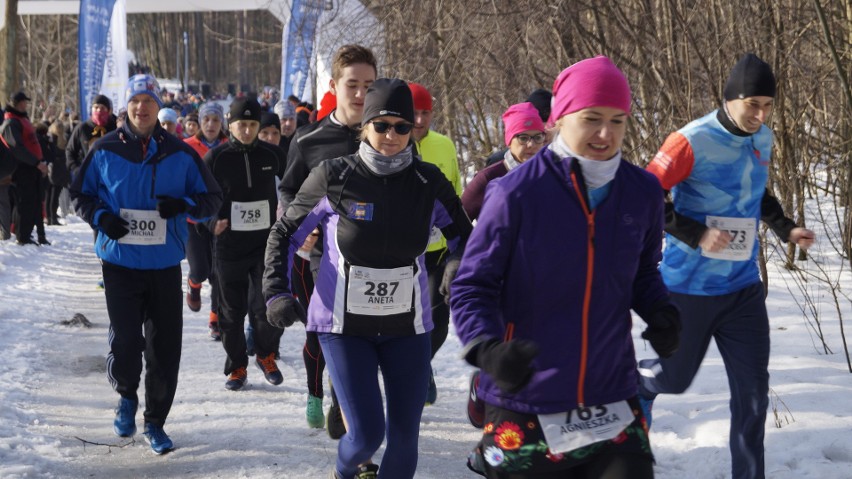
left=156, top=196, right=187, bottom=219
left=641, top=304, right=681, bottom=358
left=266, top=294, right=306, bottom=329
left=98, top=212, right=129, bottom=240
left=475, top=339, right=539, bottom=394
left=438, top=258, right=461, bottom=304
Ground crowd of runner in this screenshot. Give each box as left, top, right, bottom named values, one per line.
left=0, top=45, right=816, bottom=479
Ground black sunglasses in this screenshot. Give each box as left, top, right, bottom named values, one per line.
left=371, top=121, right=413, bottom=135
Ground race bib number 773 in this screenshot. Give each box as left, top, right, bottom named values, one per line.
left=702, top=216, right=756, bottom=261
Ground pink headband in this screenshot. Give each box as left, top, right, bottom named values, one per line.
left=502, top=102, right=545, bottom=146
left=549, top=56, right=631, bottom=124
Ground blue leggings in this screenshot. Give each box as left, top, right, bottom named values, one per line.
left=319, top=332, right=431, bottom=479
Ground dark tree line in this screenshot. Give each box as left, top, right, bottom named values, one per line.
left=9, top=1, right=852, bottom=265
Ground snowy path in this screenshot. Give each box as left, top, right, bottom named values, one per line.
left=1, top=218, right=851, bottom=478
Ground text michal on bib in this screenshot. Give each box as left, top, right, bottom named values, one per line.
left=118, top=209, right=167, bottom=245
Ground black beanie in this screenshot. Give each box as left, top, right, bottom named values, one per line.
left=526, top=89, right=552, bottom=123
left=92, top=94, right=112, bottom=111
left=260, top=111, right=281, bottom=130
left=228, top=98, right=262, bottom=123
left=361, top=78, right=414, bottom=126
left=723, top=53, right=776, bottom=101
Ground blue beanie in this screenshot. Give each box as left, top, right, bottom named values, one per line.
left=125, top=74, right=163, bottom=107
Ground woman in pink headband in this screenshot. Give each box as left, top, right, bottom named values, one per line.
left=461, top=102, right=546, bottom=221
left=451, top=56, right=679, bottom=478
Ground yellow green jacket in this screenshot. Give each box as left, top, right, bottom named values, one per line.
left=417, top=130, right=461, bottom=252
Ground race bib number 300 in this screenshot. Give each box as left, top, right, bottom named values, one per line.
left=118, top=209, right=167, bottom=245
left=346, top=265, right=414, bottom=316
left=702, top=216, right=756, bottom=261
left=538, top=400, right=634, bottom=454
left=230, top=200, right=270, bottom=231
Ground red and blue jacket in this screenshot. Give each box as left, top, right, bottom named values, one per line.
left=70, top=123, right=222, bottom=270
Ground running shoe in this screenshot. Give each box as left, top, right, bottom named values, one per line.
left=143, top=422, right=174, bottom=455
left=113, top=397, right=137, bottom=437
left=225, top=367, right=247, bottom=391
left=356, top=464, right=379, bottom=479
left=306, top=394, right=324, bottom=428
left=255, top=353, right=283, bottom=385
left=467, top=370, right=485, bottom=429
left=186, top=279, right=202, bottom=312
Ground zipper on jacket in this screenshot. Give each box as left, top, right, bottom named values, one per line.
left=150, top=162, right=158, bottom=199
left=570, top=170, right=595, bottom=408
left=244, top=152, right=252, bottom=188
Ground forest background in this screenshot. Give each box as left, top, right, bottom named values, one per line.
left=8, top=0, right=852, bottom=281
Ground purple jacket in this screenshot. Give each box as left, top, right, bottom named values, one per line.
left=451, top=148, right=669, bottom=414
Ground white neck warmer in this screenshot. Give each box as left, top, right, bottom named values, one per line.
left=549, top=134, right=621, bottom=189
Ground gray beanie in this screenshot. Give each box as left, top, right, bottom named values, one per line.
left=198, top=102, right=225, bottom=124
left=274, top=100, right=296, bottom=120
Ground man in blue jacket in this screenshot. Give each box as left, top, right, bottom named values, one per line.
left=70, top=74, right=222, bottom=455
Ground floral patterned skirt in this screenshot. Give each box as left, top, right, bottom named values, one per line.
left=467, top=396, right=653, bottom=476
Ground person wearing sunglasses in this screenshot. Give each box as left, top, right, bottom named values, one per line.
left=263, top=78, right=472, bottom=479
left=452, top=57, right=679, bottom=478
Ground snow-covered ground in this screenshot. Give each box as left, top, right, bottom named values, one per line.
left=1, top=216, right=851, bottom=478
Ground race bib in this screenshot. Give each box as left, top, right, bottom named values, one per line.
left=118, top=209, right=167, bottom=245
left=230, top=200, right=270, bottom=231
left=428, top=226, right=443, bottom=245
left=538, top=400, right=634, bottom=454
left=346, top=265, right=414, bottom=316
left=702, top=216, right=756, bottom=261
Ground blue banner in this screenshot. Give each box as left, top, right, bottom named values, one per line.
left=78, top=0, right=116, bottom=121
left=280, top=0, right=323, bottom=101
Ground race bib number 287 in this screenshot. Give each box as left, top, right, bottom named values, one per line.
left=346, top=265, right=414, bottom=316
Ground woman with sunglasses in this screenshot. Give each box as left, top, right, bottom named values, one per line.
left=263, top=78, right=472, bottom=479
left=451, top=56, right=681, bottom=478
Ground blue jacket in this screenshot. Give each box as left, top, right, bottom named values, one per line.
left=650, top=111, right=772, bottom=295
left=70, top=124, right=222, bottom=270
left=451, top=148, right=669, bottom=414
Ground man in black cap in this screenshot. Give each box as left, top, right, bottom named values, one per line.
left=66, top=94, right=117, bottom=184
left=203, top=97, right=286, bottom=391
left=0, top=91, right=48, bottom=245
left=638, top=53, right=815, bottom=479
